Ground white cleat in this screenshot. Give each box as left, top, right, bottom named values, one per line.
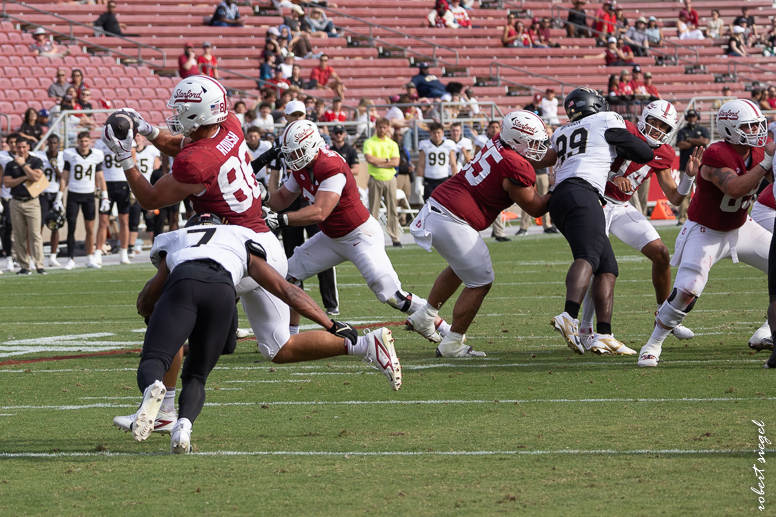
left=131, top=380, right=166, bottom=442
left=5, top=258, right=15, bottom=271
left=85, top=257, right=101, bottom=269
left=363, top=327, right=402, bottom=390
left=170, top=418, right=192, bottom=454
left=405, top=311, right=441, bottom=344
left=236, top=328, right=250, bottom=339
left=48, top=255, right=61, bottom=268
left=590, top=333, right=636, bottom=355
left=580, top=326, right=595, bottom=352
left=671, top=324, right=694, bottom=340
left=638, top=353, right=660, bottom=367
left=435, top=334, right=485, bottom=358
left=113, top=406, right=177, bottom=435
left=551, top=312, right=584, bottom=355
left=64, top=258, right=76, bottom=270
left=749, top=322, right=772, bottom=351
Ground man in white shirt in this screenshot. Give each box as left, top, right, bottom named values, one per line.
left=449, top=121, right=473, bottom=166
left=35, top=134, right=64, bottom=267
left=245, top=126, right=272, bottom=186
left=540, top=88, right=560, bottom=126
left=416, top=122, right=457, bottom=202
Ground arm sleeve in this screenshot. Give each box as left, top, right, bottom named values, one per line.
left=317, top=174, right=346, bottom=195
left=251, top=143, right=281, bottom=174
left=604, top=128, right=655, bottom=164
left=283, top=174, right=301, bottom=193
left=63, top=160, right=71, bottom=172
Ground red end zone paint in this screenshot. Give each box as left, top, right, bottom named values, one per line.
left=0, top=348, right=142, bottom=367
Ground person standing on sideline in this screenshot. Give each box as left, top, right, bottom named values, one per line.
left=36, top=134, right=64, bottom=267
left=675, top=109, right=709, bottom=224
left=363, top=118, right=403, bottom=247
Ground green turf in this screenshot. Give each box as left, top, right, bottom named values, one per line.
left=0, top=226, right=772, bottom=516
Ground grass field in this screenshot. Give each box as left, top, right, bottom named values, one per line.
left=0, top=225, right=773, bottom=516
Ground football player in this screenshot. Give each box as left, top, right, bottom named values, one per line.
left=751, top=183, right=775, bottom=233
left=114, top=213, right=397, bottom=453
left=406, top=111, right=551, bottom=357
left=94, top=130, right=137, bottom=265
left=416, top=122, right=458, bottom=202
left=35, top=134, right=64, bottom=267
left=640, top=99, right=776, bottom=367
left=262, top=119, right=443, bottom=336
left=474, top=119, right=510, bottom=241
left=59, top=131, right=109, bottom=270
left=530, top=87, right=654, bottom=355
left=101, top=76, right=399, bottom=396
left=245, top=125, right=272, bottom=187
left=450, top=121, right=473, bottom=166
left=579, top=101, right=702, bottom=351
left=131, top=134, right=161, bottom=249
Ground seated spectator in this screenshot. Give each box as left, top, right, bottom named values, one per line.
left=540, top=87, right=560, bottom=125
left=79, top=89, right=94, bottom=110
left=629, top=65, right=648, bottom=98
left=210, top=0, right=244, bottom=27
left=233, top=100, right=247, bottom=124
left=624, top=17, right=649, bottom=57
left=259, top=53, right=276, bottom=82
left=17, top=108, right=44, bottom=145
left=680, top=0, right=699, bottom=28
left=351, top=96, right=377, bottom=143
left=70, top=69, right=88, bottom=102
left=523, top=93, right=543, bottom=117
left=728, top=26, right=748, bottom=57
left=567, top=0, right=590, bottom=38
left=613, top=5, right=628, bottom=38
left=528, top=18, right=547, bottom=48
left=642, top=71, right=661, bottom=100
left=48, top=69, right=70, bottom=101
left=645, top=16, right=663, bottom=47
left=594, top=36, right=635, bottom=66
left=320, top=97, right=347, bottom=123
left=502, top=13, right=518, bottom=47
left=288, top=63, right=305, bottom=88
left=617, top=69, right=634, bottom=97
left=735, top=6, right=760, bottom=46
left=59, top=93, right=96, bottom=130
left=765, top=19, right=776, bottom=56
left=607, top=74, right=621, bottom=100
left=594, top=1, right=617, bottom=45
left=284, top=5, right=306, bottom=34
left=677, top=12, right=704, bottom=40
left=263, top=40, right=280, bottom=60
left=537, top=17, right=560, bottom=47
left=178, top=42, right=199, bottom=78
left=309, top=98, right=326, bottom=123
left=93, top=1, right=128, bottom=37
left=279, top=53, right=295, bottom=78
left=513, top=20, right=533, bottom=47
left=306, top=7, right=338, bottom=37
left=275, top=35, right=291, bottom=59
left=712, top=85, right=732, bottom=110
left=768, top=86, right=776, bottom=109
left=752, top=88, right=771, bottom=111
left=706, top=10, right=724, bottom=39
left=261, top=87, right=278, bottom=109
left=282, top=14, right=316, bottom=59
left=28, top=27, right=69, bottom=58
left=254, top=102, right=275, bottom=133
left=411, top=63, right=448, bottom=99
left=404, top=82, right=420, bottom=101
left=267, top=67, right=290, bottom=89
left=242, top=108, right=258, bottom=133
left=427, top=0, right=458, bottom=29
left=308, top=54, right=345, bottom=98
left=197, top=42, right=220, bottom=79
left=37, top=109, right=50, bottom=129
left=448, top=0, right=472, bottom=29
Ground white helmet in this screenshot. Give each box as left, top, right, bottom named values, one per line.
left=281, top=119, right=324, bottom=171
left=166, top=75, right=228, bottom=136
left=638, top=100, right=678, bottom=147
left=717, top=99, right=768, bottom=147
left=500, top=110, right=549, bottom=161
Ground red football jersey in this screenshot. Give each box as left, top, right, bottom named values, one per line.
left=431, top=134, right=536, bottom=231
left=291, top=147, right=370, bottom=238
left=172, top=113, right=268, bottom=233
left=605, top=121, right=676, bottom=203
left=757, top=183, right=776, bottom=209
left=688, top=140, right=765, bottom=232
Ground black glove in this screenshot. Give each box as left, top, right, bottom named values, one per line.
left=251, top=143, right=281, bottom=174
left=329, top=320, right=358, bottom=346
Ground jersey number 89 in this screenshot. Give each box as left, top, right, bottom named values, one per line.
left=555, top=127, right=589, bottom=165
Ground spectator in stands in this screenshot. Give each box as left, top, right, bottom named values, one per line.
left=79, top=89, right=94, bottom=111
left=306, top=7, right=338, bottom=37
left=528, top=18, right=547, bottom=48
left=59, top=91, right=96, bottom=131
left=70, top=69, right=88, bottom=102
left=642, top=72, right=661, bottom=100
left=198, top=42, right=220, bottom=79
left=288, top=64, right=305, bottom=88
left=17, top=108, right=44, bottom=145
left=320, top=97, right=347, bottom=123
left=679, top=0, right=699, bottom=28
left=735, top=6, right=760, bottom=46
left=617, top=69, right=634, bottom=97
left=448, top=0, right=472, bottom=29
left=48, top=69, right=70, bottom=101
left=263, top=40, right=280, bottom=60
left=404, top=82, right=420, bottom=101
left=267, top=66, right=290, bottom=89
left=752, top=88, right=771, bottom=112
left=728, top=26, right=748, bottom=57
left=595, top=36, right=635, bottom=66
left=613, top=5, right=628, bottom=38
left=711, top=85, right=732, bottom=110
left=242, top=109, right=258, bottom=133
left=677, top=11, right=704, bottom=40
left=28, top=27, right=69, bottom=58
left=537, top=17, right=560, bottom=47
left=38, top=109, right=50, bottom=129
left=768, top=86, right=776, bottom=109
left=279, top=53, right=295, bottom=78
left=260, top=53, right=276, bottom=82
left=645, top=16, right=663, bottom=47
left=427, top=1, right=458, bottom=29
left=523, top=93, right=543, bottom=118
left=540, top=88, right=559, bottom=126
left=310, top=98, right=326, bottom=123
left=706, top=10, right=724, bottom=39
left=567, top=0, right=590, bottom=38
left=284, top=5, right=306, bottom=34
left=261, top=87, right=278, bottom=109
left=93, top=1, right=127, bottom=37
left=210, top=0, right=244, bottom=27
left=411, top=63, right=448, bottom=99
left=254, top=102, right=275, bottom=133
left=363, top=118, right=402, bottom=247
left=624, top=17, right=649, bottom=57
left=593, top=1, right=617, bottom=46
left=607, top=74, right=621, bottom=100
left=309, top=54, right=345, bottom=98
left=351, top=97, right=376, bottom=144
left=178, top=42, right=199, bottom=79
left=233, top=100, right=247, bottom=124
left=513, top=20, right=533, bottom=47
left=502, top=13, right=518, bottom=47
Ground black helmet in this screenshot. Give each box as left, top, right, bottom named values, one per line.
left=45, top=208, right=65, bottom=231
left=184, top=212, right=223, bottom=228
left=564, top=87, right=608, bottom=122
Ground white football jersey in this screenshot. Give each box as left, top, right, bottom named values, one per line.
left=247, top=140, right=272, bottom=183
left=419, top=138, right=457, bottom=180
left=136, top=145, right=161, bottom=181
left=473, top=134, right=489, bottom=152
left=0, top=151, right=13, bottom=199
left=93, top=138, right=134, bottom=182
left=452, top=137, right=473, bottom=165
left=63, top=147, right=104, bottom=194
left=35, top=150, right=64, bottom=194
left=150, top=224, right=262, bottom=286
left=551, top=111, right=625, bottom=196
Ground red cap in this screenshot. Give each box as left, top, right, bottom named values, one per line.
left=184, top=41, right=194, bottom=48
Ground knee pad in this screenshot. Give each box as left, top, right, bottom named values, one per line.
left=258, top=342, right=275, bottom=361
left=666, top=288, right=698, bottom=313
left=370, top=274, right=402, bottom=305
left=386, top=289, right=412, bottom=312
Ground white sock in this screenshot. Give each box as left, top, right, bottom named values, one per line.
left=94, top=250, right=102, bottom=260
left=420, top=302, right=439, bottom=321
left=289, top=325, right=299, bottom=336
left=408, top=294, right=427, bottom=314
left=161, top=389, right=176, bottom=412
left=437, top=319, right=451, bottom=337
left=120, top=248, right=129, bottom=260
left=580, top=320, right=593, bottom=333
left=441, top=331, right=464, bottom=344
left=348, top=335, right=369, bottom=357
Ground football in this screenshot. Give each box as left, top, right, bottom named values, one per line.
left=104, top=110, right=137, bottom=140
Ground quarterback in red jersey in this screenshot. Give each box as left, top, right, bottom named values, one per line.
left=264, top=120, right=434, bottom=343
left=580, top=101, right=702, bottom=350
left=639, top=99, right=776, bottom=367
left=406, top=111, right=551, bottom=357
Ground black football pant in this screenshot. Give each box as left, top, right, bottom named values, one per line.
left=1, top=198, right=12, bottom=259
left=137, top=268, right=237, bottom=424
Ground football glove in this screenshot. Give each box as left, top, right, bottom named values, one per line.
left=328, top=320, right=358, bottom=345
left=99, top=191, right=111, bottom=213
left=101, top=124, right=134, bottom=169
left=414, top=176, right=424, bottom=198
left=118, top=107, right=160, bottom=140
left=258, top=180, right=271, bottom=204
left=264, top=210, right=288, bottom=231
left=53, top=191, right=64, bottom=213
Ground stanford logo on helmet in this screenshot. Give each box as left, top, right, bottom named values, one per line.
left=173, top=88, right=204, bottom=104
left=718, top=109, right=739, bottom=121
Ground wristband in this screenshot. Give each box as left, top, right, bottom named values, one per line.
left=759, top=153, right=774, bottom=173
left=676, top=174, right=695, bottom=196
left=55, top=191, right=63, bottom=203
left=100, top=191, right=108, bottom=200
left=279, top=213, right=289, bottom=228
left=119, top=157, right=136, bottom=171
left=146, top=126, right=160, bottom=141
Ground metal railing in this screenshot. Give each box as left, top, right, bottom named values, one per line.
left=680, top=95, right=736, bottom=142
left=489, top=62, right=581, bottom=100
left=0, top=112, right=10, bottom=136
left=727, top=61, right=776, bottom=89
left=550, top=5, right=699, bottom=66
left=1, top=0, right=166, bottom=67
left=34, top=108, right=116, bottom=151
left=316, top=5, right=460, bottom=67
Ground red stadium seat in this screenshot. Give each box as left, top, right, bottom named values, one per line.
left=155, top=87, right=168, bottom=99
left=92, top=77, right=107, bottom=88
left=9, top=114, right=21, bottom=128
left=27, top=100, right=43, bottom=111
left=124, top=67, right=139, bottom=77
left=17, top=66, right=31, bottom=76
left=24, top=77, right=41, bottom=88
left=129, top=88, right=144, bottom=99
left=0, top=34, right=8, bottom=43
left=18, top=89, right=34, bottom=99
left=148, top=111, right=164, bottom=123
left=146, top=75, right=161, bottom=87
left=30, top=66, right=45, bottom=77
left=139, top=99, right=153, bottom=111
left=5, top=90, right=19, bottom=101
left=13, top=44, right=27, bottom=54
left=75, top=56, right=91, bottom=66
left=85, top=66, right=100, bottom=78
left=115, top=87, right=130, bottom=99
left=141, top=88, right=156, bottom=99
left=101, top=88, right=117, bottom=100
left=0, top=56, right=9, bottom=66
left=125, top=99, right=140, bottom=110
left=13, top=101, right=28, bottom=113
left=110, top=66, right=125, bottom=77
left=11, top=77, right=25, bottom=88
left=0, top=102, right=13, bottom=114
left=63, top=56, right=76, bottom=66
left=106, top=77, right=121, bottom=87
left=132, top=76, right=148, bottom=87
left=152, top=99, right=166, bottom=111
left=100, top=56, right=115, bottom=66
left=32, top=89, right=48, bottom=98
left=3, top=66, right=18, bottom=77
left=47, top=57, right=64, bottom=67
left=8, top=56, right=23, bottom=66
